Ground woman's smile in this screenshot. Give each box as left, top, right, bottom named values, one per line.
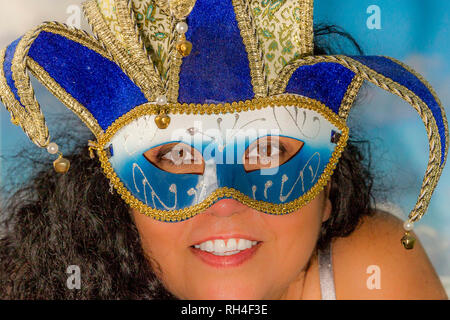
left=189, top=236, right=263, bottom=268
left=131, top=194, right=330, bottom=299
left=185, top=199, right=267, bottom=269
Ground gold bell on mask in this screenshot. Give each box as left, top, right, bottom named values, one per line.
left=401, top=232, right=416, bottom=250
left=47, top=143, right=70, bottom=174
left=176, top=35, right=193, bottom=57
left=53, top=154, right=71, bottom=174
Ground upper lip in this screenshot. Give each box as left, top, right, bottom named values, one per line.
left=191, top=234, right=262, bottom=247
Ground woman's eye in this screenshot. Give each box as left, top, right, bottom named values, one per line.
left=247, top=142, right=281, bottom=165
left=161, top=145, right=194, bottom=165
left=144, top=142, right=205, bottom=174
left=243, top=136, right=304, bottom=172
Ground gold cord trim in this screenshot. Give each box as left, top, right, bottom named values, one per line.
left=166, top=15, right=183, bottom=103
left=0, top=48, right=47, bottom=146
left=1, top=1, right=444, bottom=226
left=83, top=0, right=161, bottom=100
left=27, top=57, right=104, bottom=139
left=92, top=94, right=349, bottom=221
left=232, top=0, right=267, bottom=97
left=297, top=0, right=314, bottom=56
left=342, top=56, right=445, bottom=223
left=384, top=56, right=449, bottom=169
left=275, top=54, right=445, bottom=224
left=114, top=0, right=164, bottom=94
left=339, top=74, right=364, bottom=119
left=40, top=21, right=111, bottom=60
left=10, top=25, right=49, bottom=147
left=0, top=22, right=109, bottom=147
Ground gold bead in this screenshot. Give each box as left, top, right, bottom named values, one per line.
left=176, top=39, right=192, bottom=57
left=401, top=232, right=416, bottom=250
left=155, top=113, right=171, bottom=129
left=53, top=156, right=70, bottom=174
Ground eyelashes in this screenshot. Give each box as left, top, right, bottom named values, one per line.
left=144, top=142, right=205, bottom=175
left=143, top=136, right=304, bottom=175
left=242, top=136, right=304, bottom=173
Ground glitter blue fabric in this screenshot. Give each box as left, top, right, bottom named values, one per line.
left=2, top=17, right=445, bottom=166
left=285, top=62, right=356, bottom=115
left=27, top=31, right=147, bottom=130
left=3, top=38, right=24, bottom=107
left=178, top=0, right=254, bottom=104
left=350, top=56, right=446, bottom=165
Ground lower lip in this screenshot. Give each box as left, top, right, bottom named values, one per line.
left=190, top=243, right=262, bottom=268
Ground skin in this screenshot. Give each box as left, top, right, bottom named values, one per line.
left=132, top=196, right=448, bottom=300
left=132, top=189, right=331, bottom=300
left=132, top=139, right=447, bottom=300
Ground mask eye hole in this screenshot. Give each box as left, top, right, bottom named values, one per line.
left=243, top=136, right=304, bottom=173
left=143, top=142, right=205, bottom=175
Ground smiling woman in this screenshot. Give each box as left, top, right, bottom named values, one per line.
left=0, top=0, right=448, bottom=300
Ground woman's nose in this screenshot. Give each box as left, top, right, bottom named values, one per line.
left=204, top=198, right=247, bottom=218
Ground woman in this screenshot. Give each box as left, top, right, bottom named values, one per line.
left=0, top=0, right=448, bottom=299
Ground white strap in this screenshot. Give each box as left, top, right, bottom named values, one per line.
left=318, top=241, right=336, bottom=300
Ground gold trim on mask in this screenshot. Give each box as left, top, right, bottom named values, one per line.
left=165, top=15, right=185, bottom=103
left=11, top=26, right=51, bottom=147
left=27, top=57, right=104, bottom=139
left=1, top=21, right=106, bottom=148
left=383, top=56, right=449, bottom=170
left=0, top=1, right=445, bottom=232
left=0, top=48, right=48, bottom=146
left=233, top=0, right=267, bottom=97
left=273, top=54, right=445, bottom=224
left=83, top=0, right=163, bottom=100
left=0, top=22, right=109, bottom=147
left=339, top=74, right=364, bottom=120
left=90, top=94, right=349, bottom=222
left=297, top=0, right=315, bottom=56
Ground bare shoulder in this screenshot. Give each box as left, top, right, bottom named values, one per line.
left=332, top=210, right=448, bottom=299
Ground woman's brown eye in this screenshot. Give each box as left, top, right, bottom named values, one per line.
left=143, top=142, right=205, bottom=175
left=243, top=136, right=304, bottom=172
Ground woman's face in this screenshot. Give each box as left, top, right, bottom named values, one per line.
left=131, top=189, right=331, bottom=299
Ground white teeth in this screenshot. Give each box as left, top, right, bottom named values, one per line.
left=194, top=238, right=259, bottom=255
left=214, top=239, right=226, bottom=253
left=226, top=238, right=237, bottom=251
left=199, top=240, right=213, bottom=252
left=205, top=240, right=214, bottom=252
left=237, top=239, right=247, bottom=250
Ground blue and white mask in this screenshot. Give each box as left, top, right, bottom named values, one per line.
left=0, top=0, right=447, bottom=247
left=105, top=95, right=347, bottom=220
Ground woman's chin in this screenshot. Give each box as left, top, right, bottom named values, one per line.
left=185, top=290, right=263, bottom=300
left=174, top=280, right=271, bottom=300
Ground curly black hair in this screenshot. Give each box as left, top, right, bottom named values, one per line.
left=0, top=25, right=375, bottom=299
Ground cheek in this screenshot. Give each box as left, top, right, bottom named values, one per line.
left=130, top=192, right=327, bottom=299
left=266, top=197, right=324, bottom=245
left=260, top=195, right=326, bottom=276
left=131, top=210, right=190, bottom=292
